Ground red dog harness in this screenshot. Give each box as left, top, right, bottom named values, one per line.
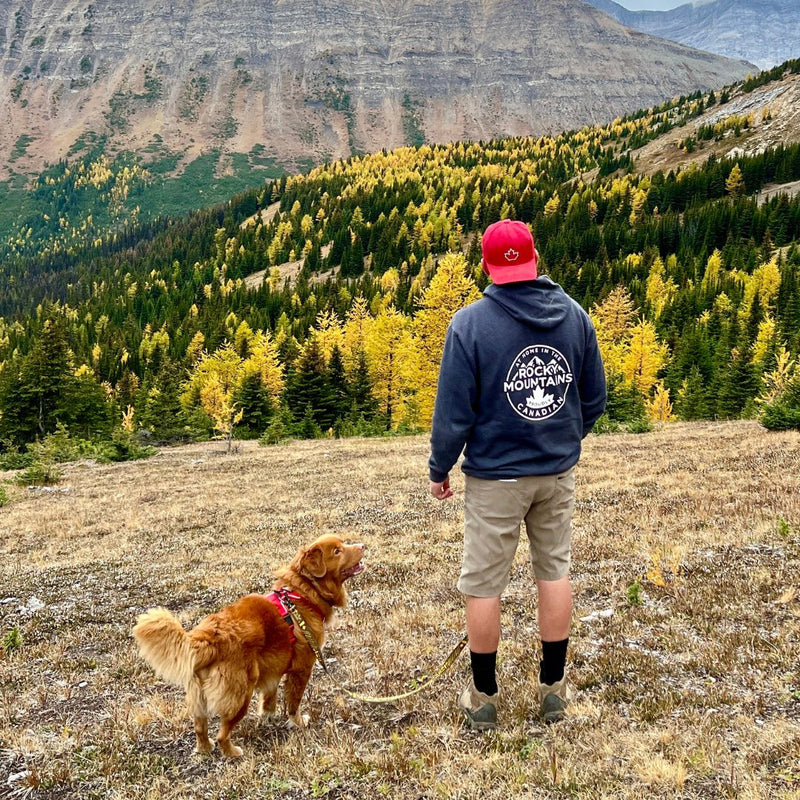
left=264, top=588, right=325, bottom=645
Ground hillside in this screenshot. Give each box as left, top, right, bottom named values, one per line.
left=2, top=64, right=800, bottom=452
left=627, top=70, right=800, bottom=179
left=586, top=0, right=800, bottom=70
left=1, top=421, right=799, bottom=798
left=0, top=0, right=753, bottom=184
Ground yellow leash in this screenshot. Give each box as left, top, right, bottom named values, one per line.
left=283, top=595, right=469, bottom=704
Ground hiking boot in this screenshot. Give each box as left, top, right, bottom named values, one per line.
left=458, top=682, right=499, bottom=731
left=537, top=675, right=571, bottom=724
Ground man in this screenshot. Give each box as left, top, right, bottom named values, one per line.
left=428, top=219, right=606, bottom=729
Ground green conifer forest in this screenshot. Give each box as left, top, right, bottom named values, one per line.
left=2, top=63, right=800, bottom=458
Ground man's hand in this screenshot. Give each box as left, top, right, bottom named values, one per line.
left=430, top=479, right=454, bottom=500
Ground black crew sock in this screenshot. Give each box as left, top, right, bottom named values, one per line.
left=539, top=638, right=569, bottom=685
left=470, top=650, right=498, bottom=696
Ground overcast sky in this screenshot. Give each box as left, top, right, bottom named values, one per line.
left=615, top=0, right=688, bottom=8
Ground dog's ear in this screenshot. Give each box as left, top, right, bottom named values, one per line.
left=301, top=545, right=327, bottom=579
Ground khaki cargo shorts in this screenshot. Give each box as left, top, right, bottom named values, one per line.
left=457, top=468, right=575, bottom=597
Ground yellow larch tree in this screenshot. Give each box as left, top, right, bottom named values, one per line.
left=726, top=163, right=745, bottom=197
left=342, top=295, right=373, bottom=375
left=182, top=343, right=246, bottom=451
left=645, top=381, right=674, bottom=422
left=413, top=252, right=481, bottom=427
left=623, top=318, right=670, bottom=395
left=590, top=286, right=636, bottom=381
left=702, top=249, right=724, bottom=291
left=243, top=330, right=285, bottom=402
left=363, top=305, right=419, bottom=430
left=309, top=308, right=344, bottom=364
left=756, top=346, right=797, bottom=406
left=645, top=256, right=678, bottom=320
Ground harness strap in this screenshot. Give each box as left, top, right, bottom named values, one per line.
left=265, top=588, right=329, bottom=646
left=264, top=590, right=296, bottom=643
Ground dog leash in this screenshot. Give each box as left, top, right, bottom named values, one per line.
left=282, top=594, right=469, bottom=704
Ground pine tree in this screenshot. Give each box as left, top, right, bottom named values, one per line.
left=716, top=337, right=759, bottom=419
left=0, top=316, right=81, bottom=444
left=285, top=338, right=338, bottom=431
left=675, top=365, right=712, bottom=420
left=137, top=358, right=190, bottom=442
left=234, top=371, right=273, bottom=437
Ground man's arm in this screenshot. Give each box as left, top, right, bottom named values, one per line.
left=428, top=325, right=478, bottom=488
left=579, top=320, right=607, bottom=437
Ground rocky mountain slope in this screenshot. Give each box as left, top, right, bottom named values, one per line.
left=586, top=0, right=799, bottom=70
left=0, top=0, right=753, bottom=180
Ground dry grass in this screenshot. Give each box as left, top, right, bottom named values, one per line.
left=1, top=421, right=799, bottom=799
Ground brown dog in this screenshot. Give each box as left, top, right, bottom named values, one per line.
left=132, top=534, right=365, bottom=757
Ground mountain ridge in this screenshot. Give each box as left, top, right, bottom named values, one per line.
left=585, top=0, right=799, bottom=70
left=0, top=0, right=753, bottom=181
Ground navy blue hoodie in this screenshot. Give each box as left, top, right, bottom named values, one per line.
left=428, top=277, right=606, bottom=482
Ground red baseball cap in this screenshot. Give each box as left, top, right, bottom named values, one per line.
left=481, top=219, right=539, bottom=284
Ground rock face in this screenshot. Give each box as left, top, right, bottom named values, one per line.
left=586, top=0, right=798, bottom=71
left=0, top=0, right=753, bottom=177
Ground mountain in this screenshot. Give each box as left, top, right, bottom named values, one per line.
left=0, top=0, right=753, bottom=183
left=585, top=0, right=800, bottom=70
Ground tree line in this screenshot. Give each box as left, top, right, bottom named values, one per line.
left=2, top=67, right=800, bottom=457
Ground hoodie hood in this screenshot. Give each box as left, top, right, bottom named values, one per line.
left=483, top=277, right=572, bottom=330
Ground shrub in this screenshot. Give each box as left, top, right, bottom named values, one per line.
left=0, top=444, right=33, bottom=470
left=16, top=461, right=62, bottom=486
left=1, top=626, right=23, bottom=656
left=0, top=486, right=8, bottom=507
left=760, top=376, right=800, bottom=432
left=593, top=413, right=621, bottom=435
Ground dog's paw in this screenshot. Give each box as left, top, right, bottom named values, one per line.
left=288, top=712, right=310, bottom=729
left=219, top=742, right=244, bottom=759
left=194, top=738, right=215, bottom=756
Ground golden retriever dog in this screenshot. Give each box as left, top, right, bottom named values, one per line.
left=132, top=534, right=365, bottom=758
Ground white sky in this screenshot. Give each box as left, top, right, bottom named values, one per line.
left=615, top=0, right=688, bottom=8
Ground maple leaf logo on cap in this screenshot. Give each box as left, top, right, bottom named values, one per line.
left=504, top=248, right=519, bottom=262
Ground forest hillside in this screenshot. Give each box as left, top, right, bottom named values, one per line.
left=2, top=62, right=800, bottom=463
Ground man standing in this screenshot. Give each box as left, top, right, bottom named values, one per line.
left=428, top=219, right=606, bottom=729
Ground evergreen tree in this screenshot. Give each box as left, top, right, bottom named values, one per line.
left=137, top=358, right=191, bottom=442
left=716, top=338, right=759, bottom=418
left=285, top=338, right=338, bottom=431
left=0, top=316, right=76, bottom=443
left=234, top=371, right=274, bottom=438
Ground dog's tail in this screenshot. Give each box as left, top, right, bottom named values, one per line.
left=133, top=608, right=196, bottom=687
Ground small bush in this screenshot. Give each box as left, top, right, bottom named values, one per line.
left=0, top=486, right=8, bottom=507
left=761, top=376, right=800, bottom=431
left=626, top=418, right=654, bottom=434
left=0, top=444, right=34, bottom=471
left=593, top=413, right=621, bottom=435
left=626, top=580, right=644, bottom=606
left=1, top=626, right=23, bottom=656
left=16, top=461, right=62, bottom=486
left=24, top=425, right=158, bottom=466
left=760, top=401, right=800, bottom=431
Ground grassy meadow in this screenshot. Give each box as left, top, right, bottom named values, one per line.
left=1, top=421, right=799, bottom=799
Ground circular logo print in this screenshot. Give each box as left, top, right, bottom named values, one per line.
left=504, top=345, right=573, bottom=421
